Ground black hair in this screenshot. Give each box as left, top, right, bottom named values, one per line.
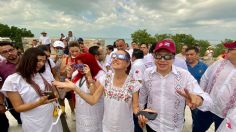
left=186, top=47, right=199, bottom=54
left=37, top=44, right=51, bottom=53
left=68, top=41, right=80, bottom=49
left=89, top=45, right=99, bottom=55
left=141, top=43, right=149, bottom=48
left=0, top=41, right=14, bottom=47
left=116, top=39, right=125, bottom=43
left=16, top=48, right=46, bottom=84
left=113, top=41, right=117, bottom=48
left=106, top=45, right=114, bottom=51
left=132, top=49, right=144, bottom=59
left=149, top=42, right=157, bottom=53
left=77, top=38, right=84, bottom=44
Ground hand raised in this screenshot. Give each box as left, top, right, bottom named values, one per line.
left=52, top=79, right=78, bottom=91
left=177, top=88, right=203, bottom=110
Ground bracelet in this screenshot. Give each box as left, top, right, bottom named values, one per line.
left=87, top=79, right=95, bottom=84
left=89, top=82, right=94, bottom=87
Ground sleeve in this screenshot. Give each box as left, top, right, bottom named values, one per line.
left=48, top=58, right=56, bottom=68
left=131, top=65, right=143, bottom=81
left=1, top=74, right=19, bottom=93
left=138, top=71, right=149, bottom=110
left=200, top=61, right=219, bottom=91
left=184, top=71, right=213, bottom=111
left=132, top=80, right=142, bottom=93
left=97, top=73, right=106, bottom=87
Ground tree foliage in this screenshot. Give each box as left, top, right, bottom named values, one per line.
left=0, top=23, right=34, bottom=49
left=130, top=29, right=230, bottom=57
left=131, top=29, right=156, bottom=44
left=214, top=39, right=233, bottom=57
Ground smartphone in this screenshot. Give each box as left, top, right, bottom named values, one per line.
left=136, top=111, right=158, bottom=120
left=42, top=91, right=56, bottom=100
left=72, top=64, right=85, bottom=70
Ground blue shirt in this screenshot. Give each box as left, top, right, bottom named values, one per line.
left=187, top=61, right=208, bottom=84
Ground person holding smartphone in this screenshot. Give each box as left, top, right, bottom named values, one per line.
left=1, top=48, right=62, bottom=132
left=64, top=53, right=105, bottom=132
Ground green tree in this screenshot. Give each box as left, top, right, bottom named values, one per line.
left=0, top=23, right=34, bottom=49
left=171, top=34, right=195, bottom=53
left=214, top=39, right=233, bottom=57
left=130, top=29, right=233, bottom=57
left=195, top=40, right=211, bottom=56
left=131, top=29, right=156, bottom=45
left=154, top=33, right=172, bottom=42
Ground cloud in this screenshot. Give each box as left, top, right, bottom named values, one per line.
left=0, top=0, right=235, bottom=43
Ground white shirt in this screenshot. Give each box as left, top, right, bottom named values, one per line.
left=139, top=65, right=211, bottom=131
left=217, top=108, right=236, bottom=132
left=39, top=36, right=51, bottom=45
left=143, top=53, right=155, bottom=68
left=74, top=70, right=104, bottom=132
left=41, top=58, right=56, bottom=81
left=200, top=59, right=236, bottom=118
left=175, top=53, right=186, bottom=60
left=0, top=55, right=5, bottom=62
left=1, top=73, right=62, bottom=132
left=67, top=36, right=76, bottom=42
left=174, top=57, right=188, bottom=71
left=130, top=59, right=145, bottom=81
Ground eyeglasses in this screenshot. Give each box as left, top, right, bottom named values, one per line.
left=111, top=53, right=129, bottom=61
left=153, top=54, right=174, bottom=60
left=0, top=48, right=15, bottom=55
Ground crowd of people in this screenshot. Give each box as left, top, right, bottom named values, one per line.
left=0, top=31, right=236, bottom=132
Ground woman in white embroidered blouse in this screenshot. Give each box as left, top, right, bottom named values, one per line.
left=1, top=48, right=62, bottom=132
left=53, top=50, right=141, bottom=132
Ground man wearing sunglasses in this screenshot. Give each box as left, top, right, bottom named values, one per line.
left=138, top=39, right=211, bottom=132
left=0, top=41, right=22, bottom=132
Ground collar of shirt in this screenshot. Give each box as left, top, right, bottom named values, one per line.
left=133, top=59, right=143, bottom=65
left=150, top=65, right=178, bottom=75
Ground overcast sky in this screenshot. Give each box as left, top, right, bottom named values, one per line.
left=0, top=0, right=235, bottom=44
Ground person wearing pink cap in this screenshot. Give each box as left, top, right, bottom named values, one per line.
left=197, top=41, right=236, bottom=132
left=138, top=39, right=212, bottom=132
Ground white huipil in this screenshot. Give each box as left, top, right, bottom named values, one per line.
left=139, top=65, right=212, bottom=132
left=200, top=59, right=236, bottom=131
left=1, top=73, right=62, bottom=132
left=74, top=70, right=105, bottom=132
left=98, top=73, right=141, bottom=132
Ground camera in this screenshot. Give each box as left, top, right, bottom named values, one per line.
left=72, top=64, right=85, bottom=70
left=42, top=91, right=56, bottom=100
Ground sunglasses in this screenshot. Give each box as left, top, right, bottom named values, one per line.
left=153, top=54, right=174, bottom=60
left=0, top=48, right=15, bottom=55
left=111, top=53, right=129, bottom=61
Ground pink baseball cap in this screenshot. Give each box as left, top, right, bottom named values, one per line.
left=224, top=41, right=236, bottom=49
left=154, top=39, right=176, bottom=54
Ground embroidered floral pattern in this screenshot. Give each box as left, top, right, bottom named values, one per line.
left=172, top=70, right=185, bottom=128
left=204, top=60, right=227, bottom=93
left=222, top=86, right=236, bottom=117
left=104, top=73, right=137, bottom=102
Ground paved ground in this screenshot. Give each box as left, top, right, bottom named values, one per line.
left=7, top=100, right=214, bottom=132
